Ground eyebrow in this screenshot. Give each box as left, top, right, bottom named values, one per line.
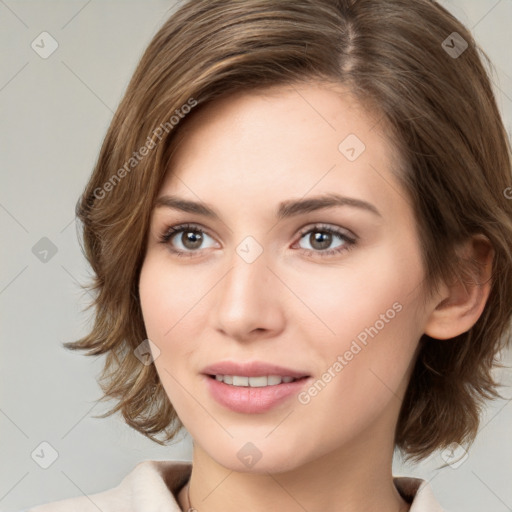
left=154, top=193, right=382, bottom=219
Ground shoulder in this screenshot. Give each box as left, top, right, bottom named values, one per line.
left=26, top=459, right=192, bottom=512
left=394, top=476, right=450, bottom=512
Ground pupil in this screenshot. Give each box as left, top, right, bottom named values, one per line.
left=311, top=231, right=331, bottom=250
left=183, top=231, right=203, bottom=249
left=179, top=230, right=333, bottom=251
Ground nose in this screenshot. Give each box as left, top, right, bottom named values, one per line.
left=212, top=248, right=285, bottom=342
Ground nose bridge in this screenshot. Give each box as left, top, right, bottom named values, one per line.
left=213, top=236, right=281, bottom=337
left=220, top=240, right=269, bottom=309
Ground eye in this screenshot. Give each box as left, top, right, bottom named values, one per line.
left=158, top=222, right=357, bottom=259
left=294, top=223, right=357, bottom=258
left=158, top=223, right=217, bottom=258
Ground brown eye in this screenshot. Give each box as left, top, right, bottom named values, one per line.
left=307, top=231, right=333, bottom=251
left=159, top=223, right=217, bottom=257
left=179, top=230, right=204, bottom=250
left=295, top=224, right=357, bottom=258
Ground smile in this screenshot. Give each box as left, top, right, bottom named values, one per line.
left=210, top=374, right=300, bottom=387
left=204, top=374, right=311, bottom=414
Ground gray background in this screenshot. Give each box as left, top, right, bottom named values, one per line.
left=1, top=1, right=511, bottom=511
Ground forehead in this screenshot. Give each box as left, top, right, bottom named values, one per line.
left=157, top=82, right=406, bottom=220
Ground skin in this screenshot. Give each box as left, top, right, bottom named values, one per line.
left=138, top=81, right=493, bottom=512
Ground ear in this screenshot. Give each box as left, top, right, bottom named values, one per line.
left=423, top=234, right=494, bottom=340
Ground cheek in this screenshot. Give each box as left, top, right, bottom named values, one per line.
left=138, top=257, right=204, bottom=416
left=139, top=254, right=208, bottom=341
left=139, top=262, right=171, bottom=342
left=294, top=240, right=424, bottom=396
left=295, top=238, right=424, bottom=350
left=138, top=254, right=217, bottom=405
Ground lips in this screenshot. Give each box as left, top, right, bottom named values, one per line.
left=201, top=360, right=310, bottom=379
left=201, top=360, right=312, bottom=413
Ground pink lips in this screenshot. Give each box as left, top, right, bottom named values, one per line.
left=201, top=360, right=311, bottom=414
left=201, top=360, right=309, bottom=379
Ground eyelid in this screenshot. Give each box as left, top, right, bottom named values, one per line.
left=296, top=222, right=357, bottom=242
left=159, top=221, right=357, bottom=242
left=159, top=222, right=218, bottom=246
left=292, top=223, right=358, bottom=259
left=158, top=221, right=358, bottom=258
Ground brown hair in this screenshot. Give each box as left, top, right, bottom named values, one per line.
left=65, top=0, right=512, bottom=463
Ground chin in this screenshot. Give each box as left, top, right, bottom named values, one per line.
left=197, top=436, right=307, bottom=475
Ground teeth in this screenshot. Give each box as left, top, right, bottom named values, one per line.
left=213, top=375, right=299, bottom=387
left=233, top=376, right=249, bottom=386
left=247, top=376, right=268, bottom=387
left=267, top=375, right=282, bottom=385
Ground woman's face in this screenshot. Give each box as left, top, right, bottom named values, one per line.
left=139, top=82, right=436, bottom=472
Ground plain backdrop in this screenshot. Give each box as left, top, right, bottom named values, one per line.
left=1, top=1, right=511, bottom=511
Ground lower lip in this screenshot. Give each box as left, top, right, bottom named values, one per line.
left=203, top=375, right=311, bottom=414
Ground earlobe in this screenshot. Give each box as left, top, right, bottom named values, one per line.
left=423, top=234, right=494, bottom=340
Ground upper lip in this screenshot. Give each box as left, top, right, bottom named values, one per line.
left=202, top=361, right=310, bottom=379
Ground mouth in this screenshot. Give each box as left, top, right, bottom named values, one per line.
left=203, top=374, right=312, bottom=414
left=206, top=374, right=310, bottom=387
left=201, top=360, right=310, bottom=381
left=201, top=361, right=312, bottom=414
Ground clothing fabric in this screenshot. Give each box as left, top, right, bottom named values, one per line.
left=25, top=459, right=448, bottom=512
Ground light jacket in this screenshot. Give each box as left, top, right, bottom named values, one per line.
left=24, top=459, right=448, bottom=511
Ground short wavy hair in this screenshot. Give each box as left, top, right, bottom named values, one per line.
left=65, top=0, right=512, bottom=463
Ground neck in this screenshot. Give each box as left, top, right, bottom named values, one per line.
left=178, top=432, right=410, bottom=512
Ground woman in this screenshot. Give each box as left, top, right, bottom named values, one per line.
left=27, top=0, right=512, bottom=511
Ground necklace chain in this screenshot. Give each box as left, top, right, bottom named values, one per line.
left=186, top=481, right=196, bottom=512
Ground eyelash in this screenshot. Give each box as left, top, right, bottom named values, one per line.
left=158, top=222, right=358, bottom=259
